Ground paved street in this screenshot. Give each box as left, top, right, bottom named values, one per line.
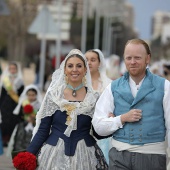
left=0, top=148, right=14, bottom=170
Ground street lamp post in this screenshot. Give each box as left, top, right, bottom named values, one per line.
left=55, top=0, right=62, bottom=69
left=94, top=1, right=100, bottom=49
left=81, top=0, right=88, bottom=53
left=100, top=0, right=125, bottom=56
left=111, top=25, right=122, bottom=54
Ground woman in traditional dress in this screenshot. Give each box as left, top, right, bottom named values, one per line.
left=85, top=49, right=111, bottom=93
left=6, top=84, right=42, bottom=156
left=13, top=49, right=108, bottom=170
left=85, top=49, right=112, bottom=163
left=0, top=62, right=24, bottom=146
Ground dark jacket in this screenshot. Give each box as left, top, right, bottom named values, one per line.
left=27, top=110, right=96, bottom=156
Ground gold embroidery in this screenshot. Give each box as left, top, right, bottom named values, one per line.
left=64, top=104, right=76, bottom=125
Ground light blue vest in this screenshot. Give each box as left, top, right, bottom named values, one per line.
left=111, top=69, right=166, bottom=145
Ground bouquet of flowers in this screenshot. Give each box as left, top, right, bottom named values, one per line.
left=23, top=104, right=34, bottom=115
left=12, top=151, right=37, bottom=170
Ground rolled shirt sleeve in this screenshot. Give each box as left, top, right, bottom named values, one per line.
left=92, top=83, right=123, bottom=136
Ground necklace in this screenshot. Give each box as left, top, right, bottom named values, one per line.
left=67, top=83, right=84, bottom=97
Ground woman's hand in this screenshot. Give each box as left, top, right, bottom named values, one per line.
left=108, top=113, right=115, bottom=118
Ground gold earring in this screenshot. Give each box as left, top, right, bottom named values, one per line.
left=65, top=75, right=68, bottom=84
left=82, top=76, right=87, bottom=86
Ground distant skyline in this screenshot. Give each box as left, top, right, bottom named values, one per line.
left=127, top=0, right=170, bottom=40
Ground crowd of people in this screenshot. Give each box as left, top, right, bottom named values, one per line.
left=0, top=38, right=169, bottom=170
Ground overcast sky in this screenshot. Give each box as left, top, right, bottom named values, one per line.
left=127, top=0, right=170, bottom=40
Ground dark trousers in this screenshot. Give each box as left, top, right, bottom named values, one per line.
left=109, top=147, right=166, bottom=170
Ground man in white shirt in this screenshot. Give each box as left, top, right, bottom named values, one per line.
left=92, top=39, right=170, bottom=170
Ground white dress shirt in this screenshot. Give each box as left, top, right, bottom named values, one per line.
left=92, top=77, right=170, bottom=154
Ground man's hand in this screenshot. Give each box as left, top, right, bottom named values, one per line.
left=121, top=109, right=142, bottom=124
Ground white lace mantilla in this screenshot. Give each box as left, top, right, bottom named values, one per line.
left=32, top=49, right=99, bottom=138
